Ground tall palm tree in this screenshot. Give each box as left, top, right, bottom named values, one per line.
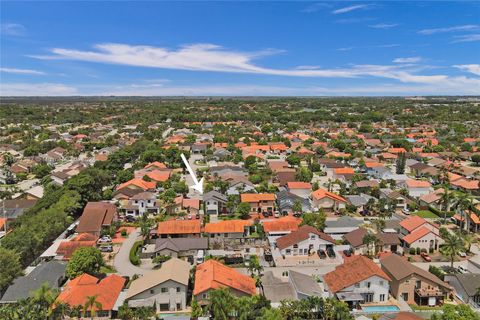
left=83, top=295, right=102, bottom=320
left=440, top=186, right=452, bottom=224
left=454, top=192, right=476, bottom=233
left=32, top=282, right=58, bottom=310
left=440, top=233, right=465, bottom=268
left=462, top=233, right=477, bottom=253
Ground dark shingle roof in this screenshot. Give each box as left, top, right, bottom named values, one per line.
left=0, top=261, right=66, bottom=303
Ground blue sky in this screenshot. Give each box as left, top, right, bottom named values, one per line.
left=1, top=1, right=479, bottom=96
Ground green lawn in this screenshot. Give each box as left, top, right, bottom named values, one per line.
left=413, top=210, right=439, bottom=219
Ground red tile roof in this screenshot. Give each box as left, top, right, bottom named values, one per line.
left=56, top=274, right=125, bottom=311
left=116, top=178, right=156, bottom=191
left=262, top=216, right=301, bottom=233
left=276, top=225, right=334, bottom=250
left=241, top=193, right=275, bottom=203
left=405, top=179, right=431, bottom=188
left=287, top=182, right=312, bottom=189
left=324, top=255, right=391, bottom=293
left=399, top=215, right=429, bottom=233
left=157, top=220, right=201, bottom=235
left=204, top=220, right=252, bottom=234
left=193, top=260, right=256, bottom=296
left=145, top=161, right=167, bottom=169
left=402, top=226, right=439, bottom=244
left=311, top=188, right=346, bottom=203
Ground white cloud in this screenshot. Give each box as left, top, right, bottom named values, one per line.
left=393, top=57, right=422, bottom=63
left=454, top=64, right=480, bottom=76
left=369, top=23, right=399, bottom=29
left=0, top=67, right=46, bottom=75
left=452, top=34, right=480, bottom=43
left=332, top=4, right=369, bottom=14
left=418, top=24, right=480, bottom=35
left=301, top=2, right=331, bottom=13
left=0, top=23, right=26, bottom=36
left=0, top=83, right=78, bottom=96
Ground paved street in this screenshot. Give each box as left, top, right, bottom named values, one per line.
left=113, top=228, right=151, bottom=277
left=184, top=153, right=204, bottom=198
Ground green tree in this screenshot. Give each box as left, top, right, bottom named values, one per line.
left=0, top=247, right=23, bottom=293
left=362, top=233, right=378, bottom=256
left=66, top=247, right=105, bottom=279
left=292, top=200, right=303, bottom=215
left=32, top=164, right=53, bottom=178
left=191, top=297, right=204, bottom=318
left=440, top=233, right=465, bottom=268
left=431, top=304, right=478, bottom=320
left=395, top=152, right=406, bottom=174
left=471, top=154, right=480, bottom=166
left=236, top=202, right=251, bottom=220
left=286, top=155, right=300, bottom=167
left=296, top=167, right=313, bottom=182
left=300, top=211, right=326, bottom=231
left=83, top=294, right=102, bottom=320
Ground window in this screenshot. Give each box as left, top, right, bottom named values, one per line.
left=402, top=293, right=408, bottom=301
left=159, top=304, right=169, bottom=311
left=416, top=281, right=421, bottom=289
left=310, top=235, right=315, bottom=240
left=161, top=287, right=168, bottom=293
left=150, top=289, right=155, bottom=294
left=293, top=244, right=298, bottom=249
left=176, top=303, right=181, bottom=310
left=379, top=281, right=384, bottom=286
left=364, top=293, right=373, bottom=303
left=202, top=293, right=208, bottom=299
left=355, top=283, right=360, bottom=288
left=380, top=294, right=385, bottom=302
left=176, top=287, right=181, bottom=293
left=367, top=282, right=371, bottom=288
left=286, top=249, right=291, bottom=255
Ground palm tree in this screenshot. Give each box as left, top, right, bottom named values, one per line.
left=440, top=233, right=465, bottom=268
left=32, top=282, right=58, bottom=311
left=83, top=295, right=102, bottom=320
left=362, top=233, right=378, bottom=256
left=373, top=218, right=386, bottom=232
left=440, top=186, right=452, bottom=224
left=462, top=233, right=477, bottom=253
left=454, top=192, right=476, bottom=233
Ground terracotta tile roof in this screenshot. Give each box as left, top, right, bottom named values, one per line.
left=157, top=220, right=201, bottom=235
left=262, top=216, right=301, bottom=233
left=381, top=152, right=397, bottom=159
left=334, top=167, right=355, bottom=175
left=405, top=179, right=431, bottom=188
left=145, top=170, right=170, bottom=182
left=402, top=226, right=439, bottom=244
left=399, top=215, right=428, bottom=232
left=276, top=225, right=334, bottom=250
left=193, top=260, right=256, bottom=296
left=204, top=220, right=252, bottom=234
left=241, top=193, right=275, bottom=203
left=324, top=255, right=391, bottom=293
left=0, top=218, right=6, bottom=230
left=365, top=162, right=383, bottom=168
left=287, top=182, right=312, bottom=189
left=388, top=148, right=407, bottom=154
left=116, top=178, right=156, bottom=191
left=447, top=172, right=463, bottom=182
left=311, top=188, right=346, bottom=203
left=269, top=143, right=287, bottom=151
left=182, top=198, right=200, bottom=210
left=56, top=274, right=125, bottom=311
left=451, top=178, right=479, bottom=190
left=76, top=202, right=117, bottom=234
left=56, top=233, right=98, bottom=260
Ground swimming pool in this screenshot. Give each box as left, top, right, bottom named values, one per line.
left=361, top=305, right=400, bottom=313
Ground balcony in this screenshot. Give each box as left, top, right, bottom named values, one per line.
left=415, top=287, right=444, bottom=297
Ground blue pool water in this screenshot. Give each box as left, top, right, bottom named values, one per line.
left=361, top=305, right=400, bottom=313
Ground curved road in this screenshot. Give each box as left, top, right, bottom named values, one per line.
left=113, top=228, right=151, bottom=277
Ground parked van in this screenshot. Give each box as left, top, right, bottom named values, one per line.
left=196, top=250, right=205, bottom=264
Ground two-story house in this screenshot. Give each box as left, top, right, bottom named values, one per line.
left=311, top=188, right=347, bottom=212
left=381, top=254, right=451, bottom=306
left=324, top=255, right=391, bottom=308
left=126, top=258, right=190, bottom=312
left=399, top=216, right=443, bottom=252
left=204, top=220, right=252, bottom=242
left=203, top=190, right=228, bottom=215
left=241, top=193, right=276, bottom=214
left=122, top=191, right=159, bottom=218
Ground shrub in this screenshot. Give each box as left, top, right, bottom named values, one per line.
left=416, top=247, right=421, bottom=255
left=429, top=248, right=434, bottom=254
left=429, top=265, right=445, bottom=280
left=409, top=248, right=416, bottom=255
left=421, top=248, right=427, bottom=253
left=129, top=240, right=143, bottom=266
left=121, top=229, right=127, bottom=237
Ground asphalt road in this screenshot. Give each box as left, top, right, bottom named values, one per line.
left=113, top=228, right=150, bottom=277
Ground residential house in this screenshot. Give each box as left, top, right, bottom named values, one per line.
left=399, top=216, right=443, bottom=252
left=43, top=147, right=67, bottom=165
left=324, top=216, right=362, bottom=240
left=419, top=188, right=444, bottom=210
left=56, top=233, right=98, bottom=260
left=0, top=199, right=37, bottom=221
left=193, top=259, right=256, bottom=305
left=324, top=256, right=391, bottom=308
left=55, top=274, right=126, bottom=319
left=311, top=188, right=347, bottom=212
left=345, top=194, right=375, bottom=214
left=226, top=179, right=256, bottom=196
left=125, top=258, right=190, bottom=312
left=262, top=270, right=323, bottom=307
left=262, top=216, right=301, bottom=238
left=203, top=190, right=228, bottom=215
left=0, top=261, right=66, bottom=303
left=116, top=178, right=156, bottom=192
left=286, top=182, right=312, bottom=199
left=343, top=228, right=401, bottom=255
left=166, top=196, right=200, bottom=216
left=381, top=254, right=451, bottom=306
left=141, top=237, right=208, bottom=260
left=403, top=179, right=433, bottom=199
left=156, top=220, right=201, bottom=238
left=76, top=202, right=117, bottom=237
left=276, top=190, right=312, bottom=215
left=444, top=273, right=480, bottom=310
left=122, top=192, right=159, bottom=218
left=204, top=220, right=252, bottom=241
left=275, top=225, right=335, bottom=257
left=135, top=169, right=171, bottom=183
left=240, top=193, right=276, bottom=214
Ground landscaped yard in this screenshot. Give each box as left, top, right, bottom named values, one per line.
left=413, top=210, right=439, bottom=219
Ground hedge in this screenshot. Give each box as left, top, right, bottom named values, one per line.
left=130, top=240, right=143, bottom=266
left=429, top=206, right=454, bottom=218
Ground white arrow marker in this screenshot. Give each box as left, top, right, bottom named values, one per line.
left=180, top=153, right=204, bottom=195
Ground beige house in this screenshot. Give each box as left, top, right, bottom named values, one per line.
left=381, top=254, right=451, bottom=306
left=126, top=258, right=190, bottom=312
left=240, top=193, right=276, bottom=214
left=311, top=188, right=347, bottom=212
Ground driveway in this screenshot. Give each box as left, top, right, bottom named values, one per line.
left=113, top=228, right=150, bottom=277
left=184, top=153, right=204, bottom=198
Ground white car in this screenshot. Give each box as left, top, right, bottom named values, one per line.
left=458, top=265, right=468, bottom=274
left=402, top=208, right=410, bottom=215
left=458, top=252, right=467, bottom=258
left=97, top=235, right=112, bottom=244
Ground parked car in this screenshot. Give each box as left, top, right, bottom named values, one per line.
left=402, top=208, right=411, bottom=215
left=187, top=214, right=192, bottom=220
left=274, top=211, right=280, bottom=218
left=458, top=265, right=468, bottom=274
left=459, top=251, right=467, bottom=258
left=97, top=235, right=112, bottom=244
left=318, top=249, right=327, bottom=259
left=420, top=252, right=431, bottom=262
left=293, top=212, right=302, bottom=218
left=125, top=215, right=136, bottom=222
left=327, top=247, right=336, bottom=258
left=99, top=245, right=113, bottom=252
left=343, top=249, right=352, bottom=257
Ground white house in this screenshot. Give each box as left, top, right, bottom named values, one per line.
left=286, top=182, right=312, bottom=199
left=403, top=179, right=433, bottom=199
left=324, top=255, right=391, bottom=308
left=311, top=188, right=347, bottom=212
left=275, top=225, right=335, bottom=256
